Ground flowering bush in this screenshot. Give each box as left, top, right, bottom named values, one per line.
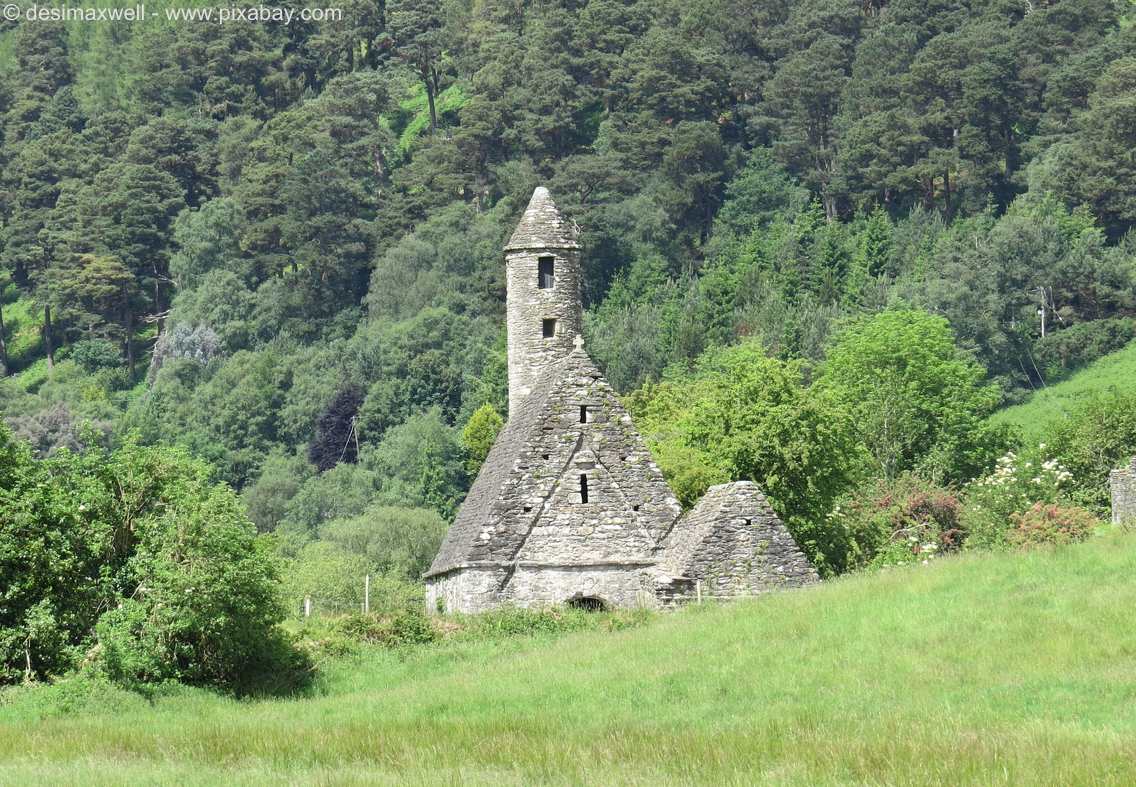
left=962, top=446, right=1075, bottom=548
left=827, top=475, right=963, bottom=570
left=1008, top=503, right=1098, bottom=548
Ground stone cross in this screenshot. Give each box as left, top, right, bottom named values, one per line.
left=573, top=333, right=585, bottom=352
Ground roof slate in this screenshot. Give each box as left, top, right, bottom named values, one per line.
left=504, top=186, right=579, bottom=251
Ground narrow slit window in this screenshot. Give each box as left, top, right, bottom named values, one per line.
left=579, top=474, right=589, bottom=503
left=538, top=256, right=555, bottom=289
left=579, top=405, right=588, bottom=423
left=542, top=318, right=556, bottom=338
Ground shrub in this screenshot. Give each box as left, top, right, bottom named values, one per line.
left=93, top=486, right=292, bottom=691
left=961, top=447, right=1074, bottom=549
left=1, top=428, right=301, bottom=692
left=70, top=338, right=122, bottom=373
left=451, top=606, right=653, bottom=640
left=828, top=475, right=963, bottom=570
left=1008, top=503, right=1099, bottom=548
left=319, top=505, right=447, bottom=581
left=332, top=609, right=437, bottom=648
left=1048, top=391, right=1136, bottom=513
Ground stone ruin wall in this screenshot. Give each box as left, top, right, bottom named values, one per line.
left=1111, top=458, right=1136, bottom=524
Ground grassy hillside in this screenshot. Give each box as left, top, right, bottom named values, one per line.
left=3, top=531, right=1135, bottom=784
left=991, top=340, right=1136, bottom=444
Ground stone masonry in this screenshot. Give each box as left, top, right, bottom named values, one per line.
left=425, top=187, right=818, bottom=613
left=504, top=187, right=583, bottom=414
left=1111, top=458, right=1136, bottom=524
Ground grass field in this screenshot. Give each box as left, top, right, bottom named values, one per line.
left=3, top=530, right=1135, bottom=785
left=991, top=340, right=1136, bottom=444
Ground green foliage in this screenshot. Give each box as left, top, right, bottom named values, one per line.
left=828, top=474, right=963, bottom=571
left=629, top=340, right=865, bottom=574
left=0, top=426, right=295, bottom=692
left=363, top=408, right=467, bottom=518
left=1008, top=502, right=1099, bottom=549
left=331, top=609, right=436, bottom=648
left=320, top=505, right=447, bottom=581
left=961, top=447, right=1075, bottom=550
left=819, top=310, right=1005, bottom=483
left=69, top=338, right=121, bottom=373
left=460, top=402, right=503, bottom=477
left=1047, top=391, right=1136, bottom=513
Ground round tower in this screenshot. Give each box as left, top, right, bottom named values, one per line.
left=504, top=187, right=582, bottom=414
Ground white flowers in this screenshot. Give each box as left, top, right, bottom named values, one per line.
left=973, top=450, right=1073, bottom=492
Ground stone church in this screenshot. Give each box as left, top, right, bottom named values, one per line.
left=424, top=187, right=818, bottom=613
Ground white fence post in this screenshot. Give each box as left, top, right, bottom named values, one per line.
left=304, top=596, right=311, bottom=618
left=696, top=580, right=702, bottom=604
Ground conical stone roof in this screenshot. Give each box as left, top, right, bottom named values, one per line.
left=505, top=186, right=579, bottom=251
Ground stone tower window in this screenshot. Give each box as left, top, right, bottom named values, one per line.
left=579, top=474, right=589, bottom=503
left=542, top=318, right=557, bottom=338
left=579, top=405, right=588, bottom=423
left=538, top=256, right=555, bottom=289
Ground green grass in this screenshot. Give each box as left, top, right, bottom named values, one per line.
left=2, top=295, right=44, bottom=374
left=991, top=339, right=1136, bottom=444
left=3, top=531, right=1136, bottom=784
left=397, top=82, right=470, bottom=153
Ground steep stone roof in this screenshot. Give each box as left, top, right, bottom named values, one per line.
left=504, top=186, right=580, bottom=251
left=426, top=345, right=680, bottom=577
left=656, top=481, right=818, bottom=593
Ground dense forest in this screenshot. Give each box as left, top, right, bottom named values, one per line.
left=2, top=0, right=1136, bottom=687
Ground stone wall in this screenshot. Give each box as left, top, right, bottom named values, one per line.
left=505, top=248, right=583, bottom=413
left=657, top=481, right=819, bottom=601
left=505, top=564, right=657, bottom=609
left=425, top=567, right=509, bottom=615
left=1111, top=458, right=1136, bottom=524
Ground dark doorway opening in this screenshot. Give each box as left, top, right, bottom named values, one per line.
left=567, top=595, right=607, bottom=612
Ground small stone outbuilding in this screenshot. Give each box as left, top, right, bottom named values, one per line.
left=424, top=187, right=818, bottom=613
left=1111, top=458, right=1136, bottom=524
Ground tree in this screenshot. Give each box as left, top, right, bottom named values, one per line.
left=389, top=0, right=448, bottom=133
left=818, top=310, right=1005, bottom=483
left=460, top=402, right=503, bottom=476
left=628, top=339, right=866, bottom=574
left=70, top=163, right=186, bottom=327
left=0, top=427, right=294, bottom=690
left=763, top=34, right=851, bottom=219
left=1057, top=58, right=1136, bottom=237
left=308, top=385, right=364, bottom=472
left=320, top=504, right=448, bottom=580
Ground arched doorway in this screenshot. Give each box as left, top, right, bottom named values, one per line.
left=566, top=594, right=607, bottom=612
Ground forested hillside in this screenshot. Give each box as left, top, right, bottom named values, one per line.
left=3, top=1, right=1136, bottom=687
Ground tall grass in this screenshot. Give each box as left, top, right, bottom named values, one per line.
left=2, top=531, right=1135, bottom=784
left=991, top=340, right=1136, bottom=444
